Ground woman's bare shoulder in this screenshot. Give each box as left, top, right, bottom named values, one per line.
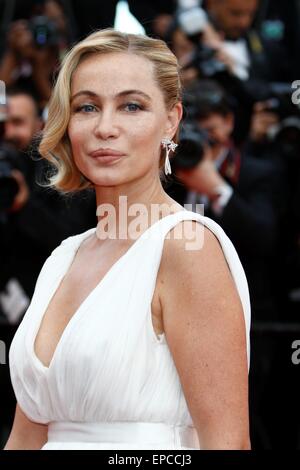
left=161, top=219, right=228, bottom=278
left=158, top=218, right=242, bottom=324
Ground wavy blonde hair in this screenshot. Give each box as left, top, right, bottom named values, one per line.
left=39, top=28, right=182, bottom=193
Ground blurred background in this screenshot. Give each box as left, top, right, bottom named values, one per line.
left=1, top=0, right=300, bottom=449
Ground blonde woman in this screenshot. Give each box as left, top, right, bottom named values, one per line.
left=5, top=28, right=251, bottom=450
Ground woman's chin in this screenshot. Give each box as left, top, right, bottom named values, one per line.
left=89, top=176, right=124, bottom=187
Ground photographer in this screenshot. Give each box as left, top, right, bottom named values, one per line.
left=204, top=0, right=292, bottom=83
left=165, top=0, right=295, bottom=143
left=169, top=80, right=284, bottom=321
left=245, top=89, right=300, bottom=314
left=0, top=0, right=69, bottom=108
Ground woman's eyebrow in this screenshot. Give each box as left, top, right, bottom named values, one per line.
left=70, top=90, right=97, bottom=102
left=70, top=89, right=152, bottom=102
left=117, top=90, right=151, bottom=101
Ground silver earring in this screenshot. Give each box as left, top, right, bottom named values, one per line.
left=161, top=138, right=178, bottom=175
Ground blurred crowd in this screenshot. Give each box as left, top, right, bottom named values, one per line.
left=0, top=0, right=300, bottom=449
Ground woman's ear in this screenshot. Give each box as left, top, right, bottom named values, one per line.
left=164, top=102, right=183, bottom=139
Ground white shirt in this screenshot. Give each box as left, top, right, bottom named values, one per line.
left=222, top=38, right=250, bottom=80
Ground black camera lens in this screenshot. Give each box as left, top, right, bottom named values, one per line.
left=0, top=145, right=23, bottom=211
left=171, top=121, right=210, bottom=170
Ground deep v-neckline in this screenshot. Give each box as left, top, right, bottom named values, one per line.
left=31, top=210, right=187, bottom=372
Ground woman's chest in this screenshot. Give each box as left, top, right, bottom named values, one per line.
left=33, top=254, right=165, bottom=368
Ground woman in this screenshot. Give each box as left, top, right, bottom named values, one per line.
left=5, top=28, right=251, bottom=450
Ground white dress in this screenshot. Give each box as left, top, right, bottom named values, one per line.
left=9, top=210, right=251, bottom=450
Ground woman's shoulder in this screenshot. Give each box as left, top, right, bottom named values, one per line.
left=160, top=210, right=227, bottom=253
left=162, top=215, right=227, bottom=277
left=159, top=211, right=251, bottom=367
left=50, top=226, right=97, bottom=257
left=159, top=214, right=244, bottom=316
left=161, top=212, right=248, bottom=296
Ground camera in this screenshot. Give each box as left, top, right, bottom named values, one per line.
left=28, top=15, right=59, bottom=48
left=171, top=120, right=211, bottom=171
left=259, top=83, right=300, bottom=161
left=269, top=116, right=300, bottom=162
left=175, top=5, right=227, bottom=78
left=0, top=145, right=22, bottom=212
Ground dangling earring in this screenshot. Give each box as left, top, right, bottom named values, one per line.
left=161, top=138, right=178, bottom=175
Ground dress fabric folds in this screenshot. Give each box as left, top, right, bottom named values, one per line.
left=9, top=210, right=251, bottom=449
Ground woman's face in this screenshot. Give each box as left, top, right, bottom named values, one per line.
left=68, top=52, right=182, bottom=187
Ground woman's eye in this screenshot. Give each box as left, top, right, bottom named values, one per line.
left=75, top=104, right=97, bottom=113
left=123, top=103, right=142, bottom=112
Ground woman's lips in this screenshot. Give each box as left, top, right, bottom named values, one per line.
left=89, top=149, right=126, bottom=163
left=92, top=155, right=125, bottom=163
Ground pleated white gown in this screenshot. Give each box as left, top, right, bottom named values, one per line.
left=9, top=210, right=251, bottom=449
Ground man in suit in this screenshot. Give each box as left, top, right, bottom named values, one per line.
left=204, top=0, right=292, bottom=82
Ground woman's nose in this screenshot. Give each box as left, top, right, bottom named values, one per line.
left=93, top=110, right=120, bottom=140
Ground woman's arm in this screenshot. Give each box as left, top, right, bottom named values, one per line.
left=4, top=404, right=48, bottom=450
left=159, top=221, right=251, bottom=450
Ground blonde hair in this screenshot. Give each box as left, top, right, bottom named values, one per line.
left=39, top=28, right=182, bottom=193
